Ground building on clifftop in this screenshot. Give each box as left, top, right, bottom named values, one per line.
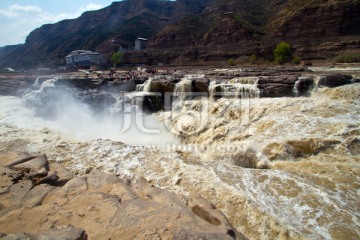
left=65, top=50, right=105, bottom=69
left=134, top=37, right=148, bottom=50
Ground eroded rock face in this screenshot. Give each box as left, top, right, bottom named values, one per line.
left=0, top=152, right=245, bottom=240
left=295, top=77, right=315, bottom=95
left=257, top=75, right=299, bottom=97
left=318, top=74, right=353, bottom=88
left=193, top=78, right=210, bottom=93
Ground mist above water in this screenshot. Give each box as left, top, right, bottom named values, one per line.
left=4, top=77, right=177, bottom=146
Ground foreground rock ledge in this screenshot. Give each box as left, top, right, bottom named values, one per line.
left=0, top=152, right=246, bottom=240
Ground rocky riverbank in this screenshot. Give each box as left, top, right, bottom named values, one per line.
left=0, top=151, right=245, bottom=240
left=1, top=66, right=359, bottom=115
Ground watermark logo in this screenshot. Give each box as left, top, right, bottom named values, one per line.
left=117, top=91, right=254, bottom=137
left=164, top=92, right=209, bottom=136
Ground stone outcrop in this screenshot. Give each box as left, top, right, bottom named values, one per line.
left=0, top=151, right=245, bottom=240
left=146, top=79, right=176, bottom=94
left=318, top=74, right=353, bottom=88
left=193, top=78, right=210, bottom=92
left=295, top=77, right=315, bottom=95
left=257, top=75, right=299, bottom=98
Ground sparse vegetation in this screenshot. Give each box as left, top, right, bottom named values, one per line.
left=335, top=53, right=360, bottom=63
left=274, top=42, right=291, bottom=64
left=111, top=52, right=123, bottom=67
left=228, top=58, right=235, bottom=66
left=292, top=56, right=301, bottom=64
left=250, top=54, right=257, bottom=64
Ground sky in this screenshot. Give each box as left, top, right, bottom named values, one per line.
left=0, top=0, right=117, bottom=47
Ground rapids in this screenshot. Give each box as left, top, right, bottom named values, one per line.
left=0, top=72, right=359, bottom=239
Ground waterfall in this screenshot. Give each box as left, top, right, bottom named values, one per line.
left=230, top=77, right=259, bottom=85
left=293, top=80, right=301, bottom=96
left=143, top=78, right=153, bottom=92
left=136, top=84, right=145, bottom=92
left=210, top=78, right=260, bottom=100
left=174, top=78, right=192, bottom=101
left=33, top=76, right=41, bottom=86
left=24, top=77, right=59, bottom=104
left=236, top=84, right=260, bottom=99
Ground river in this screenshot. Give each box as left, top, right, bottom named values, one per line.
left=0, top=69, right=359, bottom=239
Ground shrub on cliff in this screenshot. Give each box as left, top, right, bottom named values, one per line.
left=274, top=42, right=291, bottom=64
left=111, top=52, right=123, bottom=67
left=292, top=56, right=301, bottom=64
left=228, top=58, right=235, bottom=66
left=250, top=54, right=257, bottom=64
left=335, top=53, right=360, bottom=63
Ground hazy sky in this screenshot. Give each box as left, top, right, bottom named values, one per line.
left=0, top=0, right=116, bottom=47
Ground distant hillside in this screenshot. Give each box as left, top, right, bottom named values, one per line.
left=148, top=0, right=360, bottom=62
left=0, top=0, right=213, bottom=68
left=0, top=0, right=360, bottom=68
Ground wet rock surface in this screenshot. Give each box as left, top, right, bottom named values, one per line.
left=257, top=75, right=299, bottom=97
left=0, top=151, right=245, bottom=240
left=318, top=74, right=353, bottom=88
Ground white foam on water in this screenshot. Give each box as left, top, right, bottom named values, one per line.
left=214, top=164, right=359, bottom=239
left=1, top=75, right=359, bottom=239
left=309, top=66, right=360, bottom=72
left=0, top=95, right=59, bottom=131
left=1, top=77, right=177, bottom=147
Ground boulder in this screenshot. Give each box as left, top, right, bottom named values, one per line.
left=318, top=74, right=353, bottom=88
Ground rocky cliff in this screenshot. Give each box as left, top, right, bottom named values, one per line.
left=147, top=0, right=360, bottom=62
left=0, top=0, right=359, bottom=68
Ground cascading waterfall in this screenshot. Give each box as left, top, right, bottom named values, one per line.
left=174, top=77, right=193, bottom=101
left=23, top=77, right=60, bottom=107
left=293, top=79, right=301, bottom=95
left=33, top=76, right=41, bottom=86
left=210, top=77, right=260, bottom=99
left=136, top=84, right=145, bottom=92
left=143, top=78, right=153, bottom=92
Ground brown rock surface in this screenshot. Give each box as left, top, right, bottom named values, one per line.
left=0, top=152, right=245, bottom=240
left=257, top=75, right=299, bottom=97
left=318, top=74, right=353, bottom=88
left=0, top=225, right=87, bottom=240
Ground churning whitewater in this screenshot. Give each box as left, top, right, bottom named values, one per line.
left=0, top=71, right=359, bottom=240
